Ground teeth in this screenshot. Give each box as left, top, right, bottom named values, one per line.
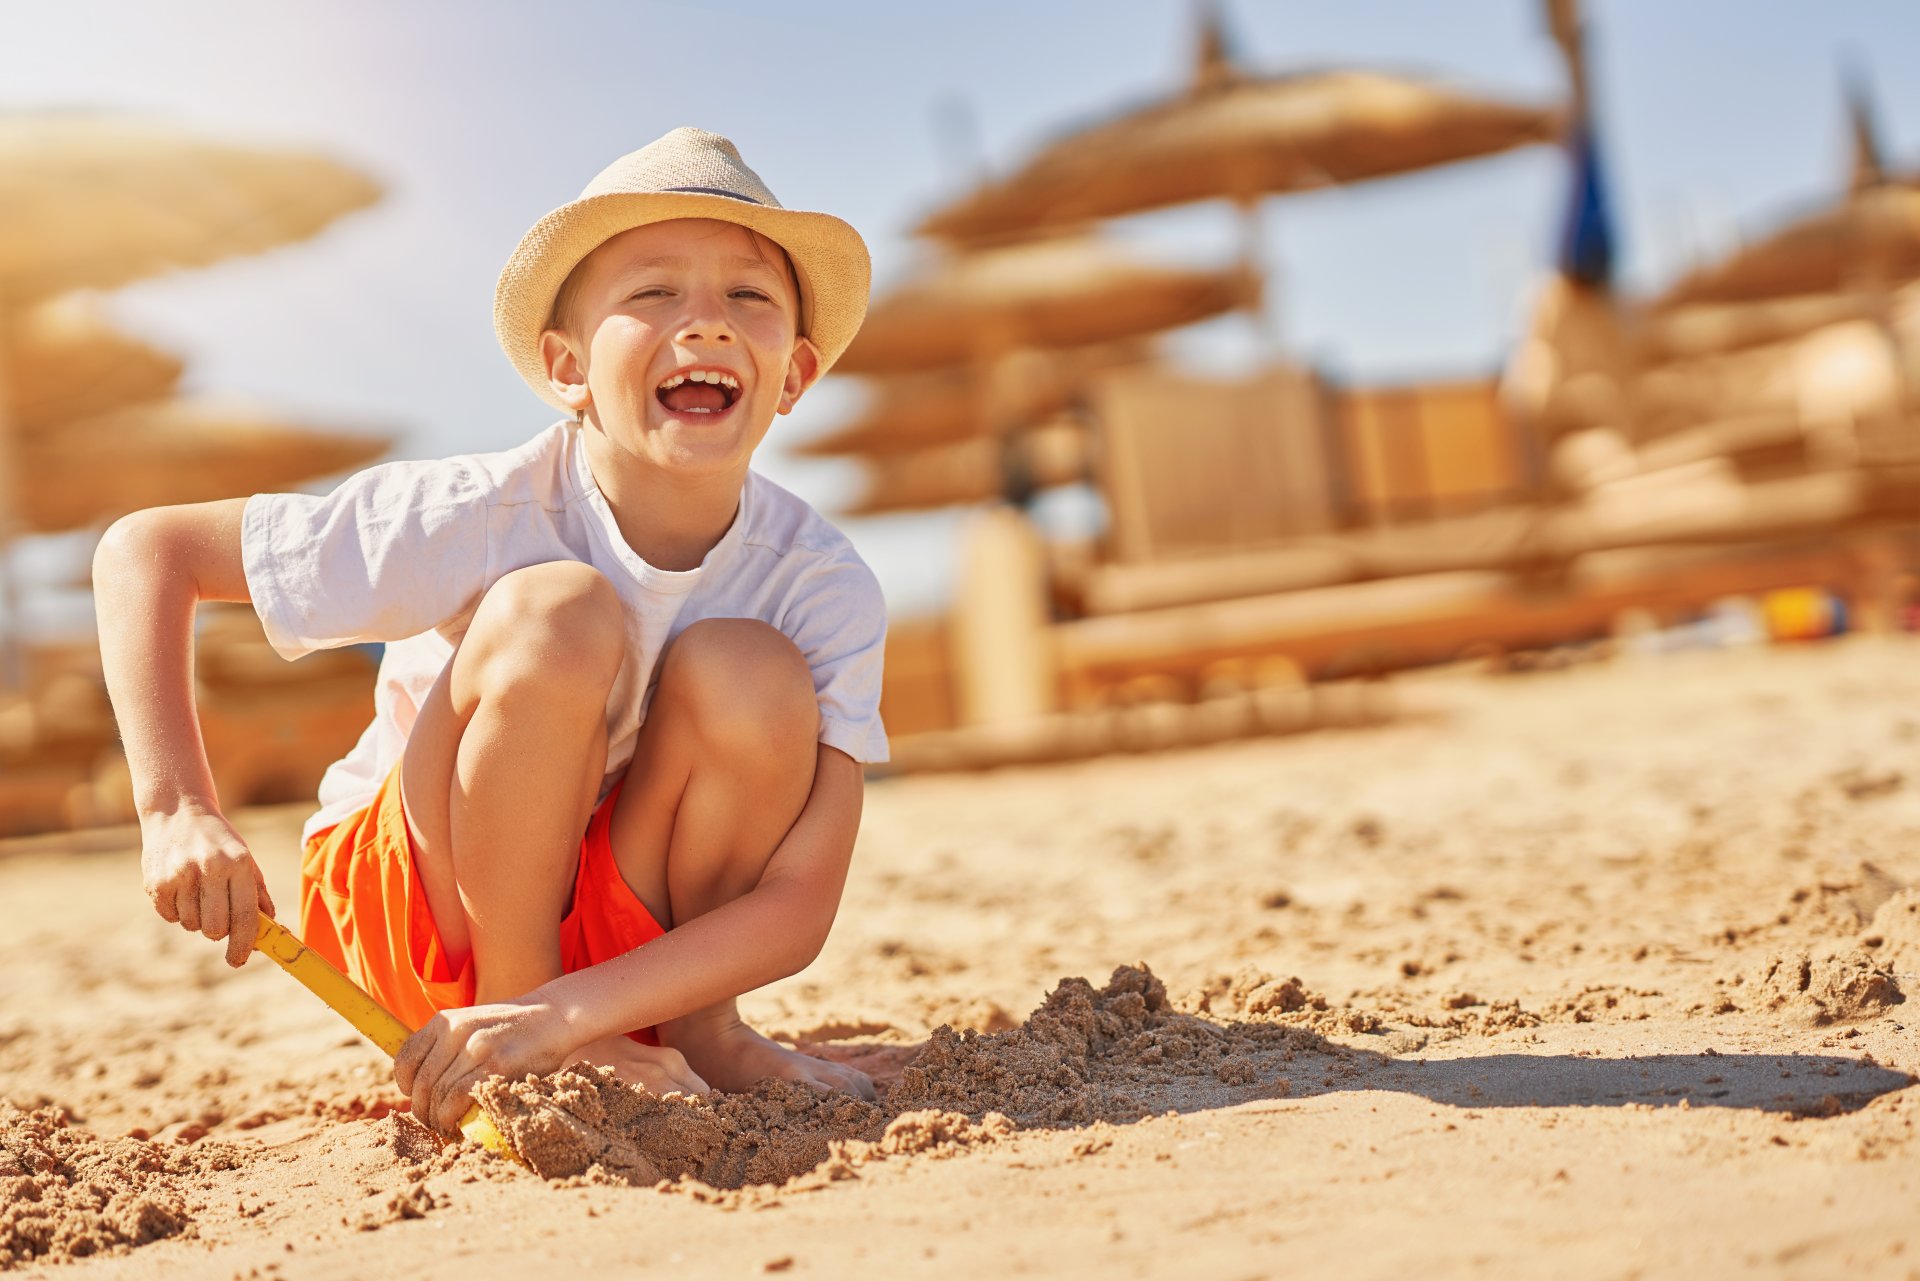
left=656, top=370, right=741, bottom=394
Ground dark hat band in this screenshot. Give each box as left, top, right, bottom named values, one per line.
left=661, top=185, right=763, bottom=204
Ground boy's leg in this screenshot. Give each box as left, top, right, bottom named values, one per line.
left=607, top=618, right=873, bottom=1097
left=396, top=561, right=707, bottom=1106
left=399, top=562, right=622, bottom=1001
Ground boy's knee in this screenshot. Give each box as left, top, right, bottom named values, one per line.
left=466, top=562, right=625, bottom=694
left=659, top=619, right=818, bottom=756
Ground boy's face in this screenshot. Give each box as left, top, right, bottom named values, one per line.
left=540, top=218, right=821, bottom=481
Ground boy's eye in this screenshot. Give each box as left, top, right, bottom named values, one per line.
left=731, top=288, right=771, bottom=302
left=631, top=288, right=670, bottom=300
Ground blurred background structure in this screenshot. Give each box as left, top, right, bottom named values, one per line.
left=0, top=0, right=1917, bottom=830
left=0, top=119, right=388, bottom=831
left=849, top=0, right=1920, bottom=767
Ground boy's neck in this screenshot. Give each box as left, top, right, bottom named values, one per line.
left=580, top=430, right=744, bottom=572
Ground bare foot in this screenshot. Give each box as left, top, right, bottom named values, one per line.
left=664, top=1015, right=875, bottom=1100
left=570, top=1035, right=710, bottom=1096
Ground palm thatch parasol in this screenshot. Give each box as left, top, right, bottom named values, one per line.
left=916, top=11, right=1559, bottom=246
left=1655, top=183, right=1920, bottom=310
left=842, top=420, right=1090, bottom=516
left=0, top=114, right=380, bottom=307
left=834, top=236, right=1257, bottom=376
left=3, top=298, right=184, bottom=435
left=794, top=342, right=1148, bottom=458
left=1650, top=65, right=1905, bottom=312
left=14, top=397, right=389, bottom=534
left=0, top=115, right=382, bottom=684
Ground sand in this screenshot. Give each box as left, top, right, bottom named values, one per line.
left=477, top=1069, right=888, bottom=1187
left=474, top=964, right=1326, bottom=1188
left=3, top=637, right=1920, bottom=1278
left=0, top=1103, right=222, bottom=1265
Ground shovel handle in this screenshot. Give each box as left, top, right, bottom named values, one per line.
left=253, top=916, right=519, bottom=1162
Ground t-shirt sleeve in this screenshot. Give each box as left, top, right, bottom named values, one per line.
left=782, top=552, right=890, bottom=764
left=240, top=457, right=490, bottom=661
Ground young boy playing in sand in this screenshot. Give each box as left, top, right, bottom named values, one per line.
left=94, top=128, right=887, bottom=1136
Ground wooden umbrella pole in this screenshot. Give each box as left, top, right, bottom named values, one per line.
left=1547, top=0, right=1590, bottom=125
left=0, top=302, right=23, bottom=691
left=982, top=346, right=1031, bottom=507
left=1235, top=194, right=1280, bottom=359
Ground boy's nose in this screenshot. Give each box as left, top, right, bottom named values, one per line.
left=675, top=291, right=736, bottom=345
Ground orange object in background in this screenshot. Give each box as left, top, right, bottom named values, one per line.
left=1761, top=587, right=1841, bottom=640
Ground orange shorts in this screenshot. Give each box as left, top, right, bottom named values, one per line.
left=298, top=763, right=665, bottom=1044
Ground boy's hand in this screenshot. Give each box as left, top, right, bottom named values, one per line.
left=141, top=806, right=276, bottom=969
left=394, top=999, right=580, bottom=1137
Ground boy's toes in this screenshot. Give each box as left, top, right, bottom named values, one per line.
left=646, top=1046, right=708, bottom=1095
left=845, top=1067, right=876, bottom=1102
left=637, top=1062, right=709, bottom=1097
left=806, top=1060, right=875, bottom=1101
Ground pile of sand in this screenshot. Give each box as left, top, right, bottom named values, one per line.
left=1865, top=888, right=1920, bottom=975
left=887, top=964, right=1314, bottom=1124
left=0, top=1103, right=238, bottom=1268
left=1182, top=966, right=1384, bottom=1036
left=1730, top=868, right=1914, bottom=1027
left=1751, top=949, right=1904, bottom=1026
left=476, top=1069, right=887, bottom=1187
left=480, top=964, right=1321, bottom=1188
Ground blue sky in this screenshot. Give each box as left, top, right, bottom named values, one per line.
left=4, top=0, right=1917, bottom=627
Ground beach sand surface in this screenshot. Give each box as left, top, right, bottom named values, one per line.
left=3, top=638, right=1919, bottom=1279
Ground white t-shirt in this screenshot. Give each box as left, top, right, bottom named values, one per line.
left=241, top=420, right=889, bottom=844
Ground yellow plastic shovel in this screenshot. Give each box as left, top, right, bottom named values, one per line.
left=252, top=916, right=519, bottom=1163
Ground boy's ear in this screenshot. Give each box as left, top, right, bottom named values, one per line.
left=540, top=328, right=592, bottom=417
left=776, top=336, right=823, bottom=416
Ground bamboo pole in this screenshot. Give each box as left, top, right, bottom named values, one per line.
left=0, top=303, right=22, bottom=690
left=1074, top=466, right=1909, bottom=617
left=1056, top=541, right=1869, bottom=687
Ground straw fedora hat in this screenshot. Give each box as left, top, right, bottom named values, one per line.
left=494, top=127, right=871, bottom=411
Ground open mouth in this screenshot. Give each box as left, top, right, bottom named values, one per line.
left=655, top=368, right=743, bottom=416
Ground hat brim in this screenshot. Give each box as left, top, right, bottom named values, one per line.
left=494, top=190, right=871, bottom=411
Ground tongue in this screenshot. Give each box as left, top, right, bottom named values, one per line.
left=662, top=383, right=728, bottom=414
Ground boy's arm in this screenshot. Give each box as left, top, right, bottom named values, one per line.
left=555, top=742, right=864, bottom=1038
left=394, top=743, right=864, bottom=1124
left=94, top=498, right=276, bottom=968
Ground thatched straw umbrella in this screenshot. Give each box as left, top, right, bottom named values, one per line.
left=834, top=236, right=1256, bottom=376
left=916, top=7, right=1559, bottom=248
left=1656, top=61, right=1917, bottom=309
left=794, top=343, right=1148, bottom=459
left=827, top=236, right=1253, bottom=513
left=0, top=115, right=379, bottom=305
left=3, top=298, right=185, bottom=434
left=835, top=6, right=1554, bottom=520
left=842, top=419, right=1090, bottom=516
left=0, top=115, right=381, bottom=681
left=1654, top=184, right=1920, bottom=310
left=1630, top=69, right=1918, bottom=480
left=14, top=397, right=387, bottom=535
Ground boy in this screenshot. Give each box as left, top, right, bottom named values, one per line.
left=93, top=128, right=887, bottom=1136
